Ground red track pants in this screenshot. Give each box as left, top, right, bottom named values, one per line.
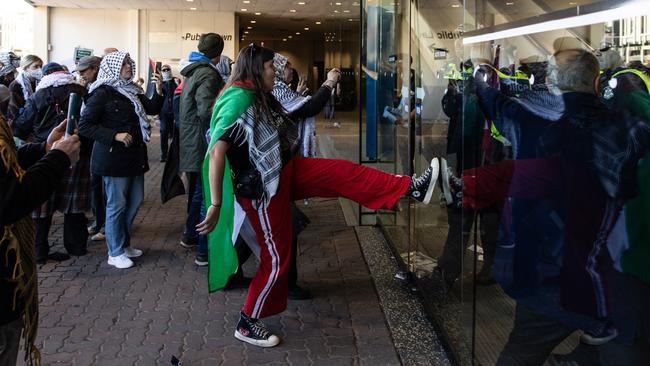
left=237, top=156, right=410, bottom=319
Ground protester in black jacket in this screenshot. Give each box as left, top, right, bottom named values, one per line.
left=78, top=51, right=163, bottom=269
left=0, top=115, right=80, bottom=366
left=159, top=65, right=178, bottom=162
left=12, top=63, right=90, bottom=264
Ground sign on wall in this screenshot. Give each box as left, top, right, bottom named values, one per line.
left=73, top=47, right=93, bottom=63
left=181, top=33, right=233, bottom=41
left=146, top=10, right=236, bottom=61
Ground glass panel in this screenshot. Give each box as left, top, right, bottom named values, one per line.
left=410, top=1, right=472, bottom=364
left=464, top=0, right=612, bottom=30
left=361, top=0, right=411, bottom=251
left=465, top=1, right=645, bottom=365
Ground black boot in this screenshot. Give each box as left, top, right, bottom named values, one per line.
left=224, top=268, right=252, bottom=290
left=288, top=284, right=311, bottom=300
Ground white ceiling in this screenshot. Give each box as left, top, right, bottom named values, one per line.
left=26, top=0, right=361, bottom=19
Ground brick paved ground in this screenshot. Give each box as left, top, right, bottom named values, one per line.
left=19, top=135, right=401, bottom=365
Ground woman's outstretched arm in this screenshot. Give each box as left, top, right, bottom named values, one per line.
left=196, top=139, right=230, bottom=235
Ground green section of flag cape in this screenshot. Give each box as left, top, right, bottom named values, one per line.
left=201, top=86, right=254, bottom=292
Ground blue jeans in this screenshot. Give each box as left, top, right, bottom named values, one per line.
left=185, top=176, right=207, bottom=255
left=103, top=175, right=144, bottom=257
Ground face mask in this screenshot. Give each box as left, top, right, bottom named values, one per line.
left=162, top=71, right=172, bottom=81
left=29, top=69, right=43, bottom=80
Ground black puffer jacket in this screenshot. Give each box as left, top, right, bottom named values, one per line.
left=78, top=85, right=163, bottom=177
left=13, top=83, right=88, bottom=147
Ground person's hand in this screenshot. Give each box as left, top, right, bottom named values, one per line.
left=297, top=79, right=308, bottom=94
left=151, top=73, right=163, bottom=95
left=197, top=204, right=220, bottom=235
left=46, top=119, right=68, bottom=152
left=51, top=134, right=80, bottom=165
left=115, top=132, right=133, bottom=147
left=327, top=68, right=341, bottom=84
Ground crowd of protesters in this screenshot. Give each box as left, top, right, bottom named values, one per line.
left=0, top=33, right=439, bottom=364
left=0, top=29, right=649, bottom=366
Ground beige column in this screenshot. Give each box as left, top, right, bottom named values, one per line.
left=33, top=6, right=50, bottom=62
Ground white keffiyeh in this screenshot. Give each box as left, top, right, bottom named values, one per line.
left=88, top=51, right=151, bottom=142
left=17, top=73, right=35, bottom=101
left=35, top=71, right=78, bottom=92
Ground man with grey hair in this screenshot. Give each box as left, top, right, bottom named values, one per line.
left=547, top=48, right=601, bottom=94
left=472, top=48, right=650, bottom=365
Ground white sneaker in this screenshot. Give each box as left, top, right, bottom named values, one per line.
left=124, top=247, right=143, bottom=258
left=90, top=232, right=105, bottom=241
left=108, top=254, right=134, bottom=269
left=440, top=158, right=453, bottom=205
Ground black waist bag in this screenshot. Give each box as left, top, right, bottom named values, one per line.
left=233, top=168, right=264, bottom=200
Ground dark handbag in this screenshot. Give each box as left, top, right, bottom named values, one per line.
left=233, top=168, right=264, bottom=200
left=160, top=127, right=185, bottom=204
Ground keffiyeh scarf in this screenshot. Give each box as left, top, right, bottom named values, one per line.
left=272, top=80, right=316, bottom=157
left=0, top=52, right=16, bottom=78
left=35, top=72, right=77, bottom=92
left=216, top=55, right=233, bottom=83
left=230, top=101, right=302, bottom=201
left=88, top=51, right=151, bottom=142
left=17, top=73, right=35, bottom=102
left=271, top=53, right=316, bottom=156
left=273, top=53, right=289, bottom=80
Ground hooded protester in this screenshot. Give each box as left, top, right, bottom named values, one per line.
left=78, top=51, right=164, bottom=269
left=8, top=55, right=43, bottom=122
left=178, top=33, right=225, bottom=265
left=198, top=44, right=438, bottom=348
left=12, top=62, right=90, bottom=264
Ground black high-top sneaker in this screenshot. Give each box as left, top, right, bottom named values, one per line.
left=234, top=312, right=281, bottom=347
left=406, top=158, right=440, bottom=204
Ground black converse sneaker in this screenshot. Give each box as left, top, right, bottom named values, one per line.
left=406, top=158, right=439, bottom=204
left=234, top=312, right=281, bottom=348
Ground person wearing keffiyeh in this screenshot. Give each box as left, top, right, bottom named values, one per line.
left=78, top=51, right=164, bottom=269
left=269, top=53, right=344, bottom=300
left=0, top=52, right=20, bottom=117
left=197, top=44, right=439, bottom=348
left=12, top=62, right=90, bottom=264
left=7, top=55, right=43, bottom=122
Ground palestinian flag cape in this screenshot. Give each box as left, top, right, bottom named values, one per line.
left=201, top=86, right=254, bottom=292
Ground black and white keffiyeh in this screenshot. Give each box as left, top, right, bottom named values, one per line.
left=17, top=73, right=35, bottom=101
left=229, top=105, right=302, bottom=202
left=88, top=51, right=151, bottom=142
left=0, top=52, right=16, bottom=77
left=272, top=80, right=316, bottom=157
left=35, top=71, right=78, bottom=92
left=216, top=55, right=233, bottom=83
